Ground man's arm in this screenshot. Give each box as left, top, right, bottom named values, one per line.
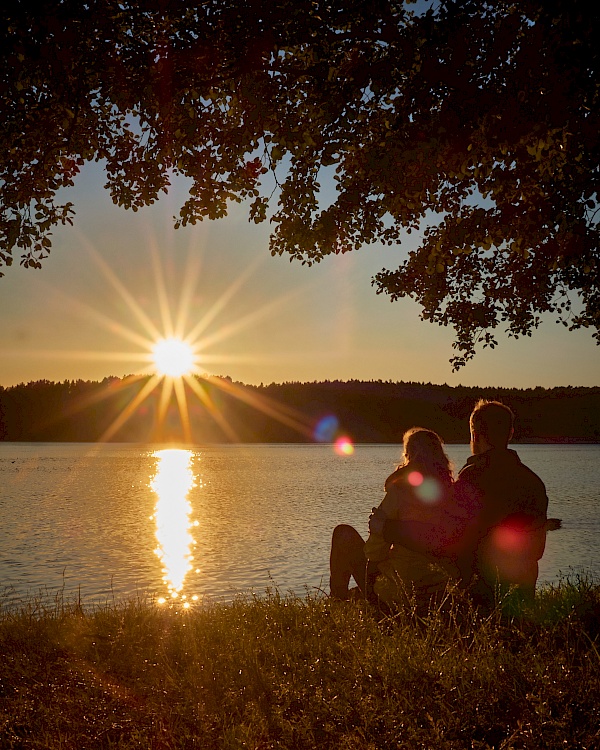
left=381, top=518, right=453, bottom=556
left=370, top=475, right=480, bottom=559
left=368, top=506, right=453, bottom=555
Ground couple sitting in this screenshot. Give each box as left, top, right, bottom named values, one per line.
left=330, top=400, right=550, bottom=609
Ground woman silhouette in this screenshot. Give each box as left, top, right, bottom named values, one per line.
left=329, top=427, right=459, bottom=604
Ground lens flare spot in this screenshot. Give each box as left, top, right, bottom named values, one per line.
left=335, top=437, right=354, bottom=456
left=414, top=476, right=443, bottom=503
left=492, top=525, right=529, bottom=553
left=314, top=414, right=339, bottom=442
left=408, top=471, right=423, bottom=486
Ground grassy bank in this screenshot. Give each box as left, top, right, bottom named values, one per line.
left=1, top=580, right=599, bottom=749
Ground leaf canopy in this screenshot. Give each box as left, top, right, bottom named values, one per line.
left=2, top=0, right=598, bottom=367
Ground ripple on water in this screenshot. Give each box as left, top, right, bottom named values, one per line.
left=0, top=443, right=598, bottom=604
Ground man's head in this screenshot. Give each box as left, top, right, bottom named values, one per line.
left=470, top=400, right=514, bottom=454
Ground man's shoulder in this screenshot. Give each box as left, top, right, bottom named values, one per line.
left=459, top=448, right=529, bottom=474
left=456, top=452, right=490, bottom=482
left=497, top=448, right=547, bottom=489
left=457, top=448, right=547, bottom=493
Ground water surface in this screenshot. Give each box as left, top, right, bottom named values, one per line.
left=0, top=443, right=598, bottom=606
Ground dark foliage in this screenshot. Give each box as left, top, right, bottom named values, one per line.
left=2, top=1, right=599, bottom=366
left=0, top=376, right=598, bottom=443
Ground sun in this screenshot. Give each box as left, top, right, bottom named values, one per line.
left=50, top=242, right=316, bottom=445
left=152, top=337, right=195, bottom=377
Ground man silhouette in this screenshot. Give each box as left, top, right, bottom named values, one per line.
left=374, top=400, right=549, bottom=606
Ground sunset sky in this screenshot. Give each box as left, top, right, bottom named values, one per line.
left=0, top=162, right=598, bottom=390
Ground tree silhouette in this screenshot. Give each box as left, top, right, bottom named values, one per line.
left=1, top=377, right=598, bottom=443
left=2, top=0, right=598, bottom=367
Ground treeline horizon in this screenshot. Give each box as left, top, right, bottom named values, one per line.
left=0, top=376, right=598, bottom=444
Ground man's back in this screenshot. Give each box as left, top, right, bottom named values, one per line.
left=456, top=447, right=549, bottom=603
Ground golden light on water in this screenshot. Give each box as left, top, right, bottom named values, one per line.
left=150, top=449, right=197, bottom=599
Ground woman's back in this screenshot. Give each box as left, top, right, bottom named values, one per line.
left=383, top=462, right=453, bottom=527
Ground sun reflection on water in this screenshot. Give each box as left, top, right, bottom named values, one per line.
left=150, top=449, right=198, bottom=604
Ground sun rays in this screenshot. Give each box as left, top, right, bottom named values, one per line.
left=29, top=228, right=317, bottom=445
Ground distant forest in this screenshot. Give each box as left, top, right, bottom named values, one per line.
left=0, top=377, right=598, bottom=444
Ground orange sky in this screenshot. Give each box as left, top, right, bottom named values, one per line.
left=0, top=163, right=598, bottom=390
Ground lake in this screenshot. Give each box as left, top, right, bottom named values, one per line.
left=0, top=443, right=598, bottom=608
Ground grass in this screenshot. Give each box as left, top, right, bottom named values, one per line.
left=1, top=578, right=599, bottom=749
